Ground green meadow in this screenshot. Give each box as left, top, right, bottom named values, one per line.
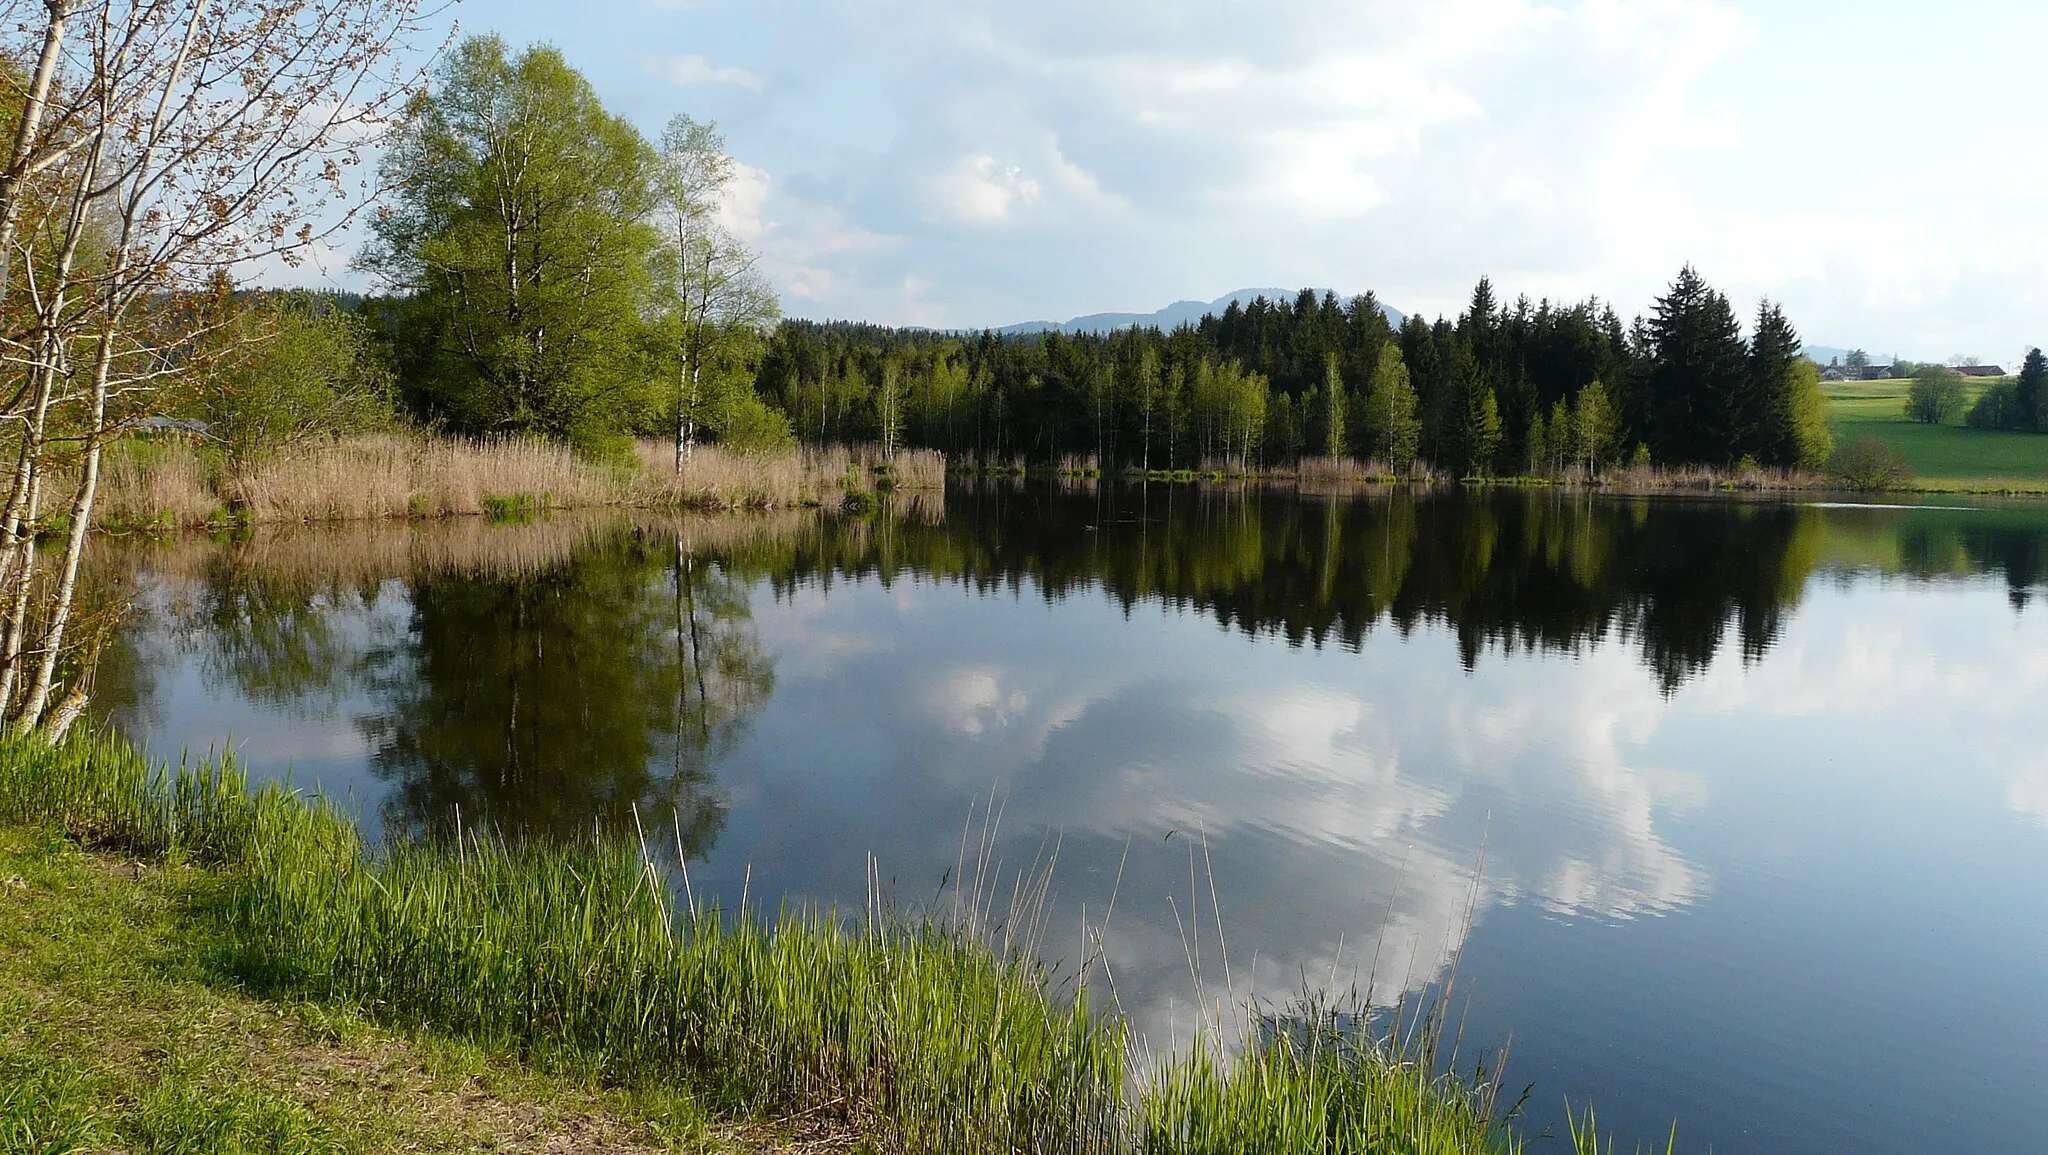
left=1824, top=377, right=2048, bottom=490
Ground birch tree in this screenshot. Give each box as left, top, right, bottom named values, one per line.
left=652, top=113, right=776, bottom=470
left=0, top=0, right=431, bottom=736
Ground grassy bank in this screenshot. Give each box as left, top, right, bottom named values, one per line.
left=0, top=824, right=709, bottom=1153
left=0, top=735, right=1634, bottom=1155
left=88, top=435, right=947, bottom=530
left=1825, top=377, right=2048, bottom=491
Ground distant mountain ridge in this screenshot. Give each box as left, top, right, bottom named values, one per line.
left=1799, top=345, right=1892, bottom=367
left=998, top=288, right=1406, bottom=336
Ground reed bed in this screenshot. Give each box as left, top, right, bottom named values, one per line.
left=86, top=435, right=948, bottom=530
left=0, top=734, right=1645, bottom=1155
left=1289, top=456, right=1407, bottom=485
left=96, top=438, right=218, bottom=528
left=629, top=441, right=948, bottom=510
left=1590, top=461, right=1826, bottom=493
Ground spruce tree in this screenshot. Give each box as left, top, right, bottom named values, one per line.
left=1746, top=302, right=1804, bottom=466
left=1446, top=342, right=1501, bottom=475
left=2017, top=348, right=2047, bottom=432
left=1643, top=266, right=1750, bottom=464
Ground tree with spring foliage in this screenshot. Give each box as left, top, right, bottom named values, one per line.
left=1552, top=398, right=1576, bottom=475
left=652, top=114, right=778, bottom=469
left=1320, top=352, right=1348, bottom=458
left=1574, top=379, right=1619, bottom=478
left=197, top=296, right=396, bottom=476
left=1905, top=365, right=1967, bottom=426
left=1359, top=343, right=1420, bottom=471
left=364, top=37, right=662, bottom=452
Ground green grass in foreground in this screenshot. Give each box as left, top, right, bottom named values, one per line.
left=0, top=826, right=706, bottom=1154
left=1825, top=378, right=2048, bottom=489
left=0, top=735, right=1660, bottom=1154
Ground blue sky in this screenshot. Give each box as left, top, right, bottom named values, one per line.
left=319, top=0, right=2046, bottom=361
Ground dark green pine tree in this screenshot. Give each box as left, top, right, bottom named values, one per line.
left=2017, top=348, right=2047, bottom=432
left=1463, top=277, right=1499, bottom=365
left=1745, top=301, right=1803, bottom=465
left=1643, top=266, right=1750, bottom=464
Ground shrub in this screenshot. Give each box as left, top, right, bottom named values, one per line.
left=480, top=492, right=541, bottom=523
left=713, top=392, right=798, bottom=451
left=1968, top=380, right=2025, bottom=430
left=1905, top=367, right=1966, bottom=425
left=1826, top=437, right=1912, bottom=490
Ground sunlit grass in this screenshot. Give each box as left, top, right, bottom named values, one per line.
left=1824, top=377, right=2048, bottom=485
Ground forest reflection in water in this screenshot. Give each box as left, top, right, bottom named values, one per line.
left=96, top=485, right=2048, bottom=847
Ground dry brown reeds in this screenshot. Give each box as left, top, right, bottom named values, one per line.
left=97, top=508, right=831, bottom=596
left=229, top=435, right=624, bottom=521
left=87, top=434, right=949, bottom=529
left=628, top=441, right=947, bottom=509
left=1289, top=456, right=1407, bottom=485
left=98, top=511, right=638, bottom=591
left=95, top=440, right=216, bottom=527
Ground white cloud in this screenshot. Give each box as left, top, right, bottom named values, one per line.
left=934, top=154, right=1043, bottom=223
left=716, top=160, right=773, bottom=240
left=663, top=53, right=763, bottom=90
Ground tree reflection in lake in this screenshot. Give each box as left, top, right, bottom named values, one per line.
left=359, top=532, right=764, bottom=845
left=95, top=517, right=777, bottom=850
left=740, top=486, right=1833, bottom=694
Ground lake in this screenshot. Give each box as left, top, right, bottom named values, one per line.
left=96, top=484, right=2048, bottom=1154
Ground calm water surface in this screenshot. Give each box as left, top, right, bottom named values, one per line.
left=98, top=486, right=2048, bottom=1154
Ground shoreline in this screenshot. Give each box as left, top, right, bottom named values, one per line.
left=60, top=431, right=2046, bottom=545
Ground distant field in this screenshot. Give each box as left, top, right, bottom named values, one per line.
left=1824, top=376, right=2048, bottom=487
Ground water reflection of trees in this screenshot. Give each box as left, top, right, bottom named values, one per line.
left=94, top=519, right=775, bottom=847
left=358, top=534, right=764, bottom=844
left=729, top=488, right=1838, bottom=693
